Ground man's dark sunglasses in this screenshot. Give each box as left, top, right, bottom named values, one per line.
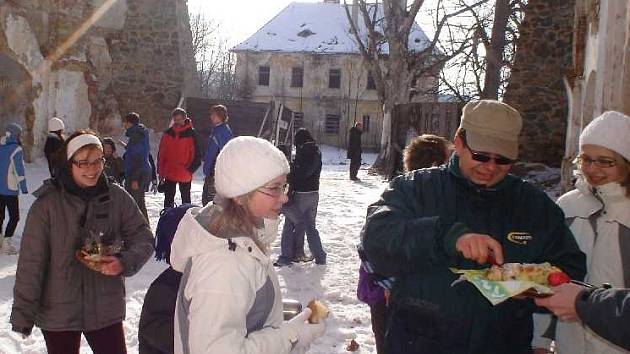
left=461, top=133, right=515, bottom=165
left=468, top=151, right=515, bottom=165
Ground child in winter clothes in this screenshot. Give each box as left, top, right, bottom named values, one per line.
left=357, top=133, right=451, bottom=354
left=0, top=123, right=28, bottom=255
left=171, top=136, right=326, bottom=354
left=533, top=111, right=630, bottom=354
left=102, top=137, right=125, bottom=185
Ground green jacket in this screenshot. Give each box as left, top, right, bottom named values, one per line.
left=362, top=156, right=586, bottom=354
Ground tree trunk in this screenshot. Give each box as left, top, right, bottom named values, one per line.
left=482, top=0, right=510, bottom=99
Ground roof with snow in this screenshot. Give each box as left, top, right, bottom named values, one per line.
left=232, top=2, right=432, bottom=55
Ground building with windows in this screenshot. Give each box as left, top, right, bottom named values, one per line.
left=231, top=0, right=437, bottom=149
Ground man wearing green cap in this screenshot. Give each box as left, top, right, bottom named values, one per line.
left=361, top=100, right=586, bottom=353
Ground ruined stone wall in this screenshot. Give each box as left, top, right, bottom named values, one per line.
left=504, top=0, right=575, bottom=166
left=0, top=0, right=199, bottom=159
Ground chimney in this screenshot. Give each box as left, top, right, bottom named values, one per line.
left=352, top=0, right=358, bottom=25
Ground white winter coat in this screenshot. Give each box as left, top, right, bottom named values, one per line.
left=542, top=179, right=630, bottom=354
left=171, top=207, right=298, bottom=354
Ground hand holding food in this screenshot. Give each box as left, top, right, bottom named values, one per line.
left=307, top=299, right=330, bottom=324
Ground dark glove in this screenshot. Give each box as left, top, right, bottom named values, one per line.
left=12, top=324, right=32, bottom=338
left=150, top=179, right=159, bottom=194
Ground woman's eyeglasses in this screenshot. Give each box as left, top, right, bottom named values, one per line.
left=257, top=183, right=290, bottom=198
left=72, top=157, right=105, bottom=169
left=574, top=155, right=617, bottom=168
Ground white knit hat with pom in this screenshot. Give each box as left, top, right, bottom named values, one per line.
left=214, top=136, right=290, bottom=198
left=580, top=111, right=630, bottom=161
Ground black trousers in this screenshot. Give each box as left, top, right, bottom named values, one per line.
left=162, top=179, right=191, bottom=208
left=201, top=175, right=216, bottom=206
left=0, top=195, right=19, bottom=237
left=371, top=299, right=387, bottom=354
left=42, top=322, right=127, bottom=354
left=350, top=158, right=361, bottom=180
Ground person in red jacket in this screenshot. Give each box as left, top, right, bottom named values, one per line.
left=157, top=108, right=201, bottom=209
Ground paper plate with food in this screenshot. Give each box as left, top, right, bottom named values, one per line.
left=450, top=262, right=571, bottom=305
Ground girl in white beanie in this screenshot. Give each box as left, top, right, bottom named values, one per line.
left=170, top=136, right=326, bottom=354
left=533, top=111, right=630, bottom=354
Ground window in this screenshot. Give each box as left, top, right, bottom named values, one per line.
left=325, top=114, right=340, bottom=134
left=362, top=114, right=370, bottom=132
left=366, top=71, right=376, bottom=90
left=328, top=69, right=341, bottom=89
left=291, top=67, right=303, bottom=87
left=258, top=66, right=270, bottom=86
left=293, top=112, right=304, bottom=129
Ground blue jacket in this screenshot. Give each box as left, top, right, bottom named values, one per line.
left=123, top=123, right=152, bottom=185
left=0, top=134, right=28, bottom=196
left=362, top=155, right=586, bottom=354
left=203, top=123, right=233, bottom=176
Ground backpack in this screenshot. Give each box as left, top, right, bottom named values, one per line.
left=154, top=204, right=197, bottom=262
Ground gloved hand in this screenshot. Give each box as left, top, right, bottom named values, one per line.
left=12, top=324, right=32, bottom=339
left=286, top=308, right=325, bottom=352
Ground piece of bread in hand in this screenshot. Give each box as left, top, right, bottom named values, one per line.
left=307, top=300, right=329, bottom=324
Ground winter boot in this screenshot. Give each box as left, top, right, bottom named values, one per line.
left=3, top=236, right=17, bottom=255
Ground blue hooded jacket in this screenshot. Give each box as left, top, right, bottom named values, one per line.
left=0, top=131, right=28, bottom=195
left=203, top=122, right=233, bottom=176
left=123, top=123, right=152, bottom=185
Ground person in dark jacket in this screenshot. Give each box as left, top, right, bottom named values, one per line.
left=157, top=108, right=201, bottom=209
left=102, top=137, right=125, bottom=184
left=202, top=104, right=233, bottom=206
left=274, top=128, right=326, bottom=266
left=122, top=112, right=152, bottom=221
left=362, top=100, right=586, bottom=354
left=138, top=204, right=196, bottom=354
left=357, top=133, right=452, bottom=354
left=10, top=130, right=154, bottom=354
left=44, top=117, right=65, bottom=177
left=535, top=283, right=630, bottom=351
left=347, top=121, right=363, bottom=181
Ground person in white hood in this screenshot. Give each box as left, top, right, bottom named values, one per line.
left=171, top=136, right=326, bottom=354
left=533, top=111, right=630, bottom=354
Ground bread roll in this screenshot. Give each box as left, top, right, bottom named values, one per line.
left=307, top=300, right=329, bottom=324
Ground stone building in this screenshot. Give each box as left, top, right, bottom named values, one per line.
left=560, top=0, right=630, bottom=189
left=0, top=0, right=199, bottom=159
left=503, top=0, right=576, bottom=166
left=231, top=0, right=438, bottom=150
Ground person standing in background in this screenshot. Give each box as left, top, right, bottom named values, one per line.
left=102, top=138, right=125, bottom=185
left=157, top=108, right=201, bottom=209
left=122, top=112, right=152, bottom=221
left=202, top=104, right=233, bottom=206
left=44, top=117, right=65, bottom=177
left=347, top=122, right=363, bottom=181
left=0, top=123, right=28, bottom=255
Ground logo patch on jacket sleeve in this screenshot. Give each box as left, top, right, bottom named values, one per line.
left=507, top=232, right=533, bottom=245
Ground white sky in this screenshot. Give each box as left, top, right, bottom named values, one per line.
left=187, top=0, right=438, bottom=47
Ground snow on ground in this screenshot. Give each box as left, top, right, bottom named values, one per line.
left=0, top=146, right=386, bottom=354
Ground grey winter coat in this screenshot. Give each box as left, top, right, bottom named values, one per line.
left=10, top=177, right=154, bottom=333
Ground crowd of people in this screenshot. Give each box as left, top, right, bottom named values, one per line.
left=1, top=100, right=629, bottom=354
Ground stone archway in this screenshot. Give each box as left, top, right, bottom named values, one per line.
left=582, top=70, right=597, bottom=127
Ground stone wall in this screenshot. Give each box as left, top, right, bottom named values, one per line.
left=504, top=0, right=575, bottom=166
left=0, top=0, right=199, bottom=160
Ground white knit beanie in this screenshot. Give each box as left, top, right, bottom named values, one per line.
left=214, top=136, right=290, bottom=198
left=48, top=117, right=65, bottom=132
left=579, top=111, right=630, bottom=161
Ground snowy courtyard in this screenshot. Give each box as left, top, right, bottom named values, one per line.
left=0, top=146, right=386, bottom=354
